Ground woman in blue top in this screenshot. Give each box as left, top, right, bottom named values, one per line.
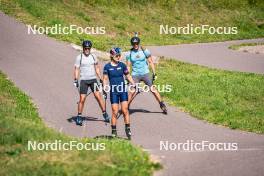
left=103, top=47, right=135, bottom=139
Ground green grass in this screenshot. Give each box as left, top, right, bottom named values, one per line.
left=0, top=0, right=264, bottom=50
left=0, top=72, right=160, bottom=176
left=229, top=42, right=264, bottom=50
left=156, top=59, right=264, bottom=133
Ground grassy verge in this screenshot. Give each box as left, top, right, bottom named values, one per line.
left=0, top=72, right=160, bottom=175
left=0, top=0, right=263, bottom=50
left=229, top=42, right=264, bottom=50
left=156, top=59, right=264, bottom=133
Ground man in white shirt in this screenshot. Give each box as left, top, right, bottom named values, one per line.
left=74, top=40, right=109, bottom=126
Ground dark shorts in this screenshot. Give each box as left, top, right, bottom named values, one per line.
left=80, top=79, right=99, bottom=94
left=110, top=91, right=128, bottom=104
left=132, top=73, right=153, bottom=87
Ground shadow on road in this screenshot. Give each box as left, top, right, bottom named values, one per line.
left=94, top=135, right=128, bottom=140
left=117, top=108, right=163, bottom=119
left=129, top=108, right=163, bottom=115
left=67, top=116, right=105, bottom=124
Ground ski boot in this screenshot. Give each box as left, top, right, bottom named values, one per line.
left=112, top=129, right=117, bottom=138
left=76, top=115, right=83, bottom=126
left=103, top=111, right=110, bottom=123
left=125, top=127, right=132, bottom=140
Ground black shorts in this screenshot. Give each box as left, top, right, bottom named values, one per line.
left=80, top=79, right=99, bottom=94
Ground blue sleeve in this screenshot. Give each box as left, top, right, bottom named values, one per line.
left=144, top=49, right=151, bottom=58
left=103, top=64, right=108, bottom=75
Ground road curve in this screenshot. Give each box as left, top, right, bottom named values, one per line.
left=148, top=38, right=264, bottom=74
left=0, top=12, right=264, bottom=176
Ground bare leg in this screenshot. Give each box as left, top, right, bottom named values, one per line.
left=76, top=94, right=87, bottom=125
left=150, top=85, right=167, bottom=114
left=111, top=104, right=119, bottom=126
left=78, top=94, right=87, bottom=114
left=93, top=91, right=105, bottom=112
left=121, top=101, right=130, bottom=124
left=150, top=85, right=162, bottom=103
left=121, top=101, right=131, bottom=139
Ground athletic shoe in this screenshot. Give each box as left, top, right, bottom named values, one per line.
left=103, top=112, right=110, bottom=123
left=160, top=101, right=168, bottom=114
left=125, top=128, right=132, bottom=140
left=112, top=129, right=117, bottom=138
left=76, top=115, right=83, bottom=126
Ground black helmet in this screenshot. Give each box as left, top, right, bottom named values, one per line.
left=82, top=40, right=92, bottom=48
left=130, top=36, right=140, bottom=45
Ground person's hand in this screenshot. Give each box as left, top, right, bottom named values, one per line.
left=74, top=79, right=79, bottom=88
left=152, top=73, right=157, bottom=81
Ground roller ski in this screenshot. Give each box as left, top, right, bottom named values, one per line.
left=160, top=101, right=168, bottom=115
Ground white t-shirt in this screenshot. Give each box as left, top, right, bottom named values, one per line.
left=75, top=53, right=98, bottom=80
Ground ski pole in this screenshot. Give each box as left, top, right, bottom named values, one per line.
left=152, top=73, right=157, bottom=84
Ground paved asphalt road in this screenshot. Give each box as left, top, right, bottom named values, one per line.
left=0, top=12, right=264, bottom=176
left=148, top=38, right=264, bottom=74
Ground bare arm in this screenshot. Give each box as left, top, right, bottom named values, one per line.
left=102, top=74, right=108, bottom=88
left=126, top=74, right=135, bottom=85
left=74, top=66, right=80, bottom=80
left=95, top=63, right=102, bottom=80
left=124, top=61, right=134, bottom=85
left=147, top=56, right=156, bottom=75
left=126, top=60, right=132, bottom=73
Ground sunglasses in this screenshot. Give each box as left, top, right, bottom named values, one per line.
left=132, top=43, right=139, bottom=46
left=115, top=54, right=121, bottom=58
left=84, top=47, right=91, bottom=50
